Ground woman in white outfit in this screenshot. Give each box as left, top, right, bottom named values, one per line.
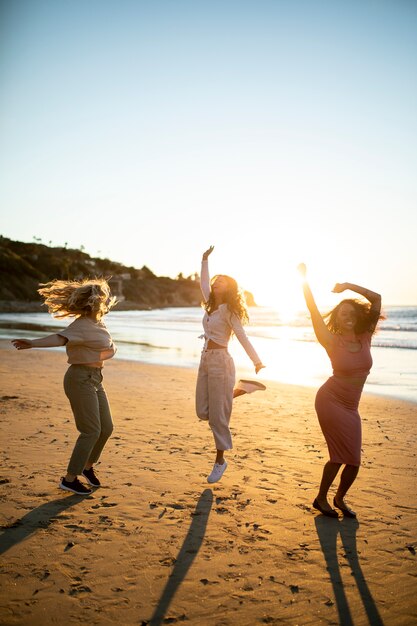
left=196, top=246, right=265, bottom=483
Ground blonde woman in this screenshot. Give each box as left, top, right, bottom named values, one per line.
left=196, top=246, right=265, bottom=483
left=12, top=278, right=117, bottom=495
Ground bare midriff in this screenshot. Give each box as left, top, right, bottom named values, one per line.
left=206, top=339, right=227, bottom=350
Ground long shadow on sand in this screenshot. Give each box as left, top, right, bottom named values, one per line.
left=148, top=488, right=214, bottom=626
left=315, top=515, right=384, bottom=626
left=0, top=494, right=90, bottom=555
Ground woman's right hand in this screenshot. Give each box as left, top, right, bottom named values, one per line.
left=12, top=339, right=33, bottom=350
left=297, top=263, right=307, bottom=278
left=202, top=245, right=214, bottom=260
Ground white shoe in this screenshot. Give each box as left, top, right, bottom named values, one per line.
left=207, top=461, right=228, bottom=484
left=236, top=379, right=266, bottom=394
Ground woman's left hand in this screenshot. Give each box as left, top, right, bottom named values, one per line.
left=255, top=363, right=265, bottom=374
left=332, top=282, right=348, bottom=293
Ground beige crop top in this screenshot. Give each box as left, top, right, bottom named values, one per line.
left=200, top=259, right=261, bottom=366
left=58, top=316, right=116, bottom=364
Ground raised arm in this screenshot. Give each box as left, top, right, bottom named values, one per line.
left=297, top=264, right=334, bottom=351
left=333, top=282, right=381, bottom=313
left=200, top=245, right=214, bottom=302
left=12, top=334, right=68, bottom=350
left=333, top=281, right=381, bottom=332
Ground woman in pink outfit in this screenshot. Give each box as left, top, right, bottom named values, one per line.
left=298, top=264, right=382, bottom=517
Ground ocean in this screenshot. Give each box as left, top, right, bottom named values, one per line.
left=1, top=306, right=416, bottom=404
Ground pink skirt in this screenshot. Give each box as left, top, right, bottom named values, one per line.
left=315, top=376, right=363, bottom=466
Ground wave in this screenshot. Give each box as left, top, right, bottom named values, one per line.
left=0, top=321, right=61, bottom=333
left=290, top=337, right=417, bottom=350
left=379, top=324, right=417, bottom=332
left=115, top=339, right=171, bottom=350
left=369, top=343, right=417, bottom=351
left=246, top=331, right=417, bottom=351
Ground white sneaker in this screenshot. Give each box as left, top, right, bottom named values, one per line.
left=207, top=461, right=228, bottom=484
left=236, top=379, right=266, bottom=394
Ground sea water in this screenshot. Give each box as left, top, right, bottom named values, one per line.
left=1, top=306, right=416, bottom=404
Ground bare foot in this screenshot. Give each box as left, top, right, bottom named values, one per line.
left=315, top=497, right=334, bottom=513
left=333, top=496, right=357, bottom=517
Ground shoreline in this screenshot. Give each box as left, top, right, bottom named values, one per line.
left=1, top=336, right=416, bottom=406
left=1, top=342, right=416, bottom=624
left=0, top=300, right=199, bottom=313
left=1, top=299, right=415, bottom=313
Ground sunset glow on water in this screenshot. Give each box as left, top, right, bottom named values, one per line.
left=2, top=306, right=416, bottom=403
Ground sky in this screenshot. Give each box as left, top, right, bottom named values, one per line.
left=1, top=0, right=416, bottom=308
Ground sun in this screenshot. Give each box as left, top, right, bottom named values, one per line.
left=246, top=266, right=306, bottom=321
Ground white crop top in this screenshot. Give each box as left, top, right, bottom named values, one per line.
left=58, top=316, right=116, bottom=364
left=200, top=260, right=261, bottom=366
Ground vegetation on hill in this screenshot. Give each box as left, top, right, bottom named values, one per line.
left=0, top=236, right=255, bottom=311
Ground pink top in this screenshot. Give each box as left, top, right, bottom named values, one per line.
left=200, top=260, right=261, bottom=366
left=327, top=332, right=373, bottom=378
left=58, top=317, right=116, bottom=364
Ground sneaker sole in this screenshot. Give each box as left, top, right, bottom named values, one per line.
left=207, top=463, right=228, bottom=484
left=207, top=474, right=226, bottom=484
left=236, top=380, right=267, bottom=393
left=59, top=482, right=92, bottom=495
left=82, top=475, right=101, bottom=487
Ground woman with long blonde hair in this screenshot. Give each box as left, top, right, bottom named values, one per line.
left=12, top=278, right=117, bottom=495
left=196, top=246, right=265, bottom=483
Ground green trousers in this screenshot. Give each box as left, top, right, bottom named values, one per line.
left=63, top=365, right=113, bottom=476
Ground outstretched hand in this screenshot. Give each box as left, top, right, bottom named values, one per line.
left=202, top=245, right=214, bottom=260
left=12, top=339, right=32, bottom=350
left=332, top=283, right=348, bottom=293
left=297, top=263, right=307, bottom=278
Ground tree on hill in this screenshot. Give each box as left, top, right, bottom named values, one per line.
left=0, top=236, right=256, bottom=310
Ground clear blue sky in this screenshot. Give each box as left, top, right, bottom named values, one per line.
left=1, top=0, right=416, bottom=306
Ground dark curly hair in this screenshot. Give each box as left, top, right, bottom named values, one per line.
left=324, top=299, right=383, bottom=335
left=203, top=274, right=249, bottom=324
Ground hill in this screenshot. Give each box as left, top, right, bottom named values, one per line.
left=0, top=236, right=255, bottom=311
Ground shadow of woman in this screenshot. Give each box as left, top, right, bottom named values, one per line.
left=148, top=488, right=214, bottom=626
left=315, top=515, right=384, bottom=626
left=0, top=493, right=90, bottom=555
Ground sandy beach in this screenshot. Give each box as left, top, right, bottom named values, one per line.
left=0, top=339, right=416, bottom=625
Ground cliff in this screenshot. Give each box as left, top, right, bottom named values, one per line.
left=0, top=236, right=255, bottom=311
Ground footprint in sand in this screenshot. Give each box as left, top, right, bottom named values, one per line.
left=215, top=506, right=229, bottom=515
left=91, top=502, right=118, bottom=509
left=159, top=556, right=177, bottom=566
left=200, top=578, right=219, bottom=585
left=68, top=583, right=92, bottom=596
left=64, top=524, right=92, bottom=533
